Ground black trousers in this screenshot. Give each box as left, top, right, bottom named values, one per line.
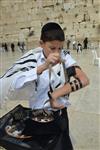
left=4, top=108, right=73, bottom=150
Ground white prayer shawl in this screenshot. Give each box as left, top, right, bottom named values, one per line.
left=0, top=47, right=42, bottom=107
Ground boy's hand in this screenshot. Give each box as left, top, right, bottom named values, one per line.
left=50, top=99, right=65, bottom=109
left=46, top=53, right=61, bottom=66
left=48, top=92, right=64, bottom=109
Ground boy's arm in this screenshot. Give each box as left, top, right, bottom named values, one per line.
left=50, top=66, right=89, bottom=109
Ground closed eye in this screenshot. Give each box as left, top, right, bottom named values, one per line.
left=50, top=47, right=63, bottom=51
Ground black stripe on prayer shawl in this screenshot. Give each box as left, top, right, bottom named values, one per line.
left=0, top=53, right=36, bottom=79
left=0, top=67, right=13, bottom=78
left=55, top=82, right=61, bottom=88
left=6, top=71, right=18, bottom=77
left=19, top=53, right=34, bottom=60
left=15, top=59, right=37, bottom=65
left=6, top=66, right=35, bottom=78
left=63, top=50, right=70, bottom=55
left=11, top=53, right=34, bottom=65
left=19, top=66, right=35, bottom=71
left=57, top=71, right=60, bottom=76
left=0, top=59, right=36, bottom=78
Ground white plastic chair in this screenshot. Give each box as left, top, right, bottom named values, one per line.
left=91, top=50, right=100, bottom=67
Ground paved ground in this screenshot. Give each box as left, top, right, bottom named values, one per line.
left=0, top=48, right=100, bottom=150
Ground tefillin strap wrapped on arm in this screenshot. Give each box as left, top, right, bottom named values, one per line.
left=66, top=65, right=81, bottom=79
left=66, top=65, right=83, bottom=91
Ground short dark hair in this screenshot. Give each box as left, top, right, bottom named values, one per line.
left=40, top=22, right=65, bottom=42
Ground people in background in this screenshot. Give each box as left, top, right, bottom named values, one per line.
left=83, top=37, right=88, bottom=49
left=72, top=40, right=76, bottom=50
left=66, top=39, right=71, bottom=49
left=11, top=43, right=15, bottom=52
left=17, top=41, right=25, bottom=53
left=77, top=42, right=82, bottom=53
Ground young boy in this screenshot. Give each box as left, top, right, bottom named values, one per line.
left=0, top=22, right=89, bottom=150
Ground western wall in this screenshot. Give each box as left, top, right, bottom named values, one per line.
left=0, top=0, right=100, bottom=49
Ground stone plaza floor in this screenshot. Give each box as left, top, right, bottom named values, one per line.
left=0, top=48, right=100, bottom=150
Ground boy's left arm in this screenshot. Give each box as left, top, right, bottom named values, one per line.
left=50, top=66, right=89, bottom=108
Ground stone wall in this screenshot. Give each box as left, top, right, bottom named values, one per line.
left=0, top=0, right=100, bottom=49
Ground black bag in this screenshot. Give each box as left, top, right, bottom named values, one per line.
left=0, top=105, right=61, bottom=150
left=0, top=105, right=73, bottom=150
left=0, top=104, right=34, bottom=150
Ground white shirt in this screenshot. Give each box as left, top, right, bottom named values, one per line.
left=13, top=47, right=76, bottom=110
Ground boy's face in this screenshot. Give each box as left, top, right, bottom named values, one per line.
left=40, top=40, right=64, bottom=58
